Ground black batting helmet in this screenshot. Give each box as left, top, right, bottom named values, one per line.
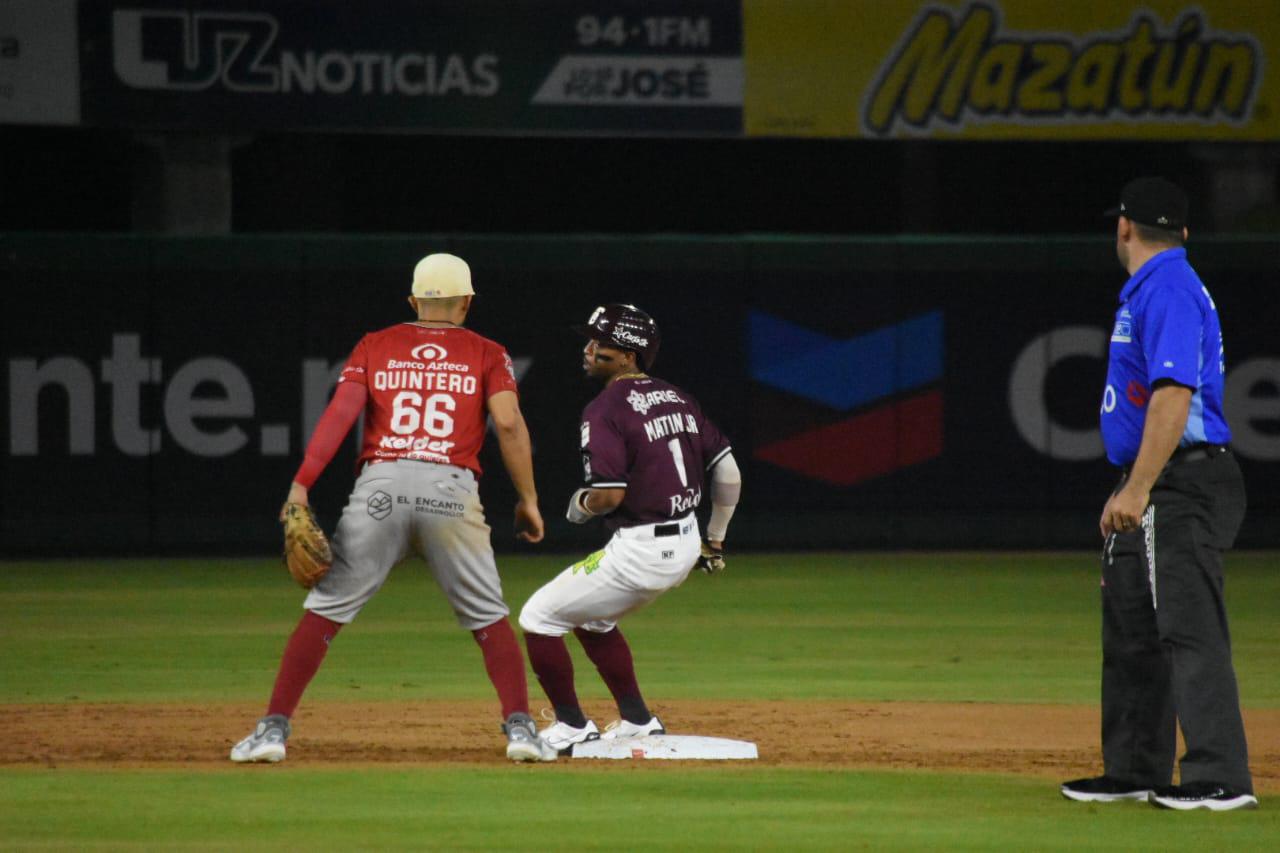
left=573, top=303, right=661, bottom=370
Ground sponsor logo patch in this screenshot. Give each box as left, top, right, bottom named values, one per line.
left=367, top=490, right=393, bottom=520
left=614, top=328, right=649, bottom=348
left=627, top=389, right=653, bottom=415
left=1112, top=309, right=1133, bottom=343
left=411, top=342, right=448, bottom=361
left=571, top=550, right=606, bottom=575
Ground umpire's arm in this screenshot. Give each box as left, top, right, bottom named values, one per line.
left=1100, top=383, right=1191, bottom=538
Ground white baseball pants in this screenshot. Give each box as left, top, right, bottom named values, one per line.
left=519, top=515, right=701, bottom=636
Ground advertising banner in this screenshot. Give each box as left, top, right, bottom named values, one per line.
left=3, top=234, right=1278, bottom=555
left=0, top=0, right=80, bottom=125
left=745, top=0, right=1280, bottom=140
left=77, top=0, right=742, bottom=134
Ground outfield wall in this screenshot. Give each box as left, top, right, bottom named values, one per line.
left=3, top=233, right=1277, bottom=554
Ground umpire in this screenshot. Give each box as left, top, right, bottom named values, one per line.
left=1061, top=177, right=1255, bottom=811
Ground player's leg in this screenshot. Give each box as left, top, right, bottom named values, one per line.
left=519, top=528, right=696, bottom=747
left=575, top=524, right=698, bottom=738
left=517, top=545, right=654, bottom=749
left=410, top=466, right=552, bottom=761
left=518, top=550, right=617, bottom=745
left=231, top=466, right=411, bottom=763
left=574, top=626, right=662, bottom=736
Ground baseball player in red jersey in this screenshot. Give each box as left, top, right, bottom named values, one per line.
left=231, top=253, right=557, bottom=764
left=519, top=304, right=742, bottom=753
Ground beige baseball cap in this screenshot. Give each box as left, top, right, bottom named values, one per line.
left=411, top=253, right=474, bottom=298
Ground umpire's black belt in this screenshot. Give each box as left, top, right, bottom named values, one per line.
left=1123, top=443, right=1229, bottom=477
left=1171, top=443, right=1229, bottom=464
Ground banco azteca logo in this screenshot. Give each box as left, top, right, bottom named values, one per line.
left=367, top=490, right=393, bottom=521
left=411, top=342, right=448, bottom=361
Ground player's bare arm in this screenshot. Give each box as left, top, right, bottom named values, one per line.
left=487, top=389, right=544, bottom=543
left=1099, top=383, right=1191, bottom=538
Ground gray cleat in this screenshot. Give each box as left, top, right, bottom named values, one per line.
left=230, top=714, right=291, bottom=763
left=503, top=712, right=558, bottom=763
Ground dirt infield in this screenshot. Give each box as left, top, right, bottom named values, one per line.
left=3, top=700, right=1277, bottom=790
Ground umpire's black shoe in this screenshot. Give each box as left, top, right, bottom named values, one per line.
left=1149, top=781, right=1259, bottom=811
left=1061, top=775, right=1153, bottom=802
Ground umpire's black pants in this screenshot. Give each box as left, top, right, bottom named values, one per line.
left=1100, top=447, right=1252, bottom=793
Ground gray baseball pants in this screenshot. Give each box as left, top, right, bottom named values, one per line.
left=304, top=460, right=509, bottom=630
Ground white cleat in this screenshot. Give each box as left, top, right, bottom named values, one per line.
left=539, top=719, right=600, bottom=754
left=230, top=714, right=290, bottom=763
left=503, top=712, right=558, bottom=763
left=601, top=715, right=665, bottom=740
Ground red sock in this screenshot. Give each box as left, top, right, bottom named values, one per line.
left=266, top=611, right=342, bottom=718
left=472, top=618, right=528, bottom=719
left=575, top=627, right=650, bottom=724
left=524, top=632, right=587, bottom=728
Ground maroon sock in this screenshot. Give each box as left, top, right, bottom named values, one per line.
left=266, top=611, right=342, bottom=718
left=524, top=632, right=587, bottom=728
left=472, top=618, right=529, bottom=720
left=575, top=627, right=650, bottom=725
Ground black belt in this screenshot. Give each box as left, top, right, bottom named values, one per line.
left=654, top=522, right=680, bottom=537
left=1123, top=443, right=1228, bottom=477
left=1169, top=443, right=1229, bottom=465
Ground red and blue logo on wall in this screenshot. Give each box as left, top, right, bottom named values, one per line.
left=749, top=310, right=944, bottom=486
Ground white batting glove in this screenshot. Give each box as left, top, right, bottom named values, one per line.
left=566, top=488, right=595, bottom=524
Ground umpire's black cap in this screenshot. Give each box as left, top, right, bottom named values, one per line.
left=1105, top=177, right=1189, bottom=229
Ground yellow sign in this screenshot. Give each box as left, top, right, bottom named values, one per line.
left=745, top=1, right=1279, bottom=139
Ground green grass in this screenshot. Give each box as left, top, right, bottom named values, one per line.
left=2, top=553, right=1276, bottom=850
left=1, top=552, right=1276, bottom=706
left=1, top=766, right=1275, bottom=851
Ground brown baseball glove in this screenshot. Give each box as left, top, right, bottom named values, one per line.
left=281, top=503, right=332, bottom=589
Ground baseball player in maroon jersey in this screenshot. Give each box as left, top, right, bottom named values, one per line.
left=231, top=253, right=557, bottom=764
left=519, top=304, right=742, bottom=753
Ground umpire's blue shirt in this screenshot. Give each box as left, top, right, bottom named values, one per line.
left=1100, top=248, right=1231, bottom=467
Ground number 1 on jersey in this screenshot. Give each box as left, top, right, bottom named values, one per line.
left=667, top=438, right=688, bottom=487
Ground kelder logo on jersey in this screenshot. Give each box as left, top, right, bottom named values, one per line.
left=749, top=311, right=944, bottom=485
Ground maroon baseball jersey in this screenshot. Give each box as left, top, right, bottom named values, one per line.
left=581, top=376, right=731, bottom=532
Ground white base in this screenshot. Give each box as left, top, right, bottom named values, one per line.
left=571, top=735, right=758, bottom=760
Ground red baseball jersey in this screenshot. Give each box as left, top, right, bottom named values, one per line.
left=338, top=323, right=518, bottom=476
